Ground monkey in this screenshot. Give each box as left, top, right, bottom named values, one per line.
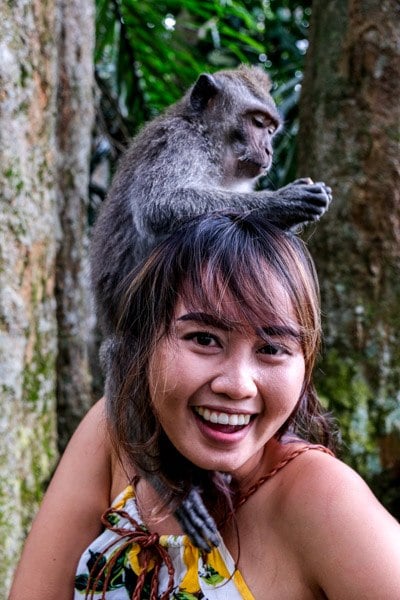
left=90, top=65, right=332, bottom=552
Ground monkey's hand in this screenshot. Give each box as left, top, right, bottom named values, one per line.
left=262, top=178, right=333, bottom=230
left=175, top=488, right=220, bottom=552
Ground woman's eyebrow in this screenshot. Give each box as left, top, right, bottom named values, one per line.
left=177, top=315, right=301, bottom=337
left=260, top=325, right=301, bottom=339
left=177, top=312, right=231, bottom=331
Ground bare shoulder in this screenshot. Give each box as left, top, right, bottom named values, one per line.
left=47, top=396, right=112, bottom=501
left=69, top=394, right=108, bottom=444
left=280, top=446, right=400, bottom=599
left=9, top=398, right=114, bottom=600
left=282, top=445, right=393, bottom=521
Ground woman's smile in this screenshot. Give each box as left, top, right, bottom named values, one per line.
left=192, top=405, right=256, bottom=443
left=193, top=406, right=253, bottom=427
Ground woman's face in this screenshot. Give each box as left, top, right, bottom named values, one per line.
left=148, top=278, right=306, bottom=481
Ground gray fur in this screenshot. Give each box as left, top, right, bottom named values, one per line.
left=91, top=65, right=332, bottom=336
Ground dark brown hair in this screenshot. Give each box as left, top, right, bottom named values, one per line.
left=106, top=211, right=335, bottom=511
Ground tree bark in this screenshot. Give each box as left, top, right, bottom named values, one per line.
left=298, top=0, right=400, bottom=512
left=0, top=0, right=94, bottom=592
left=55, top=0, right=95, bottom=451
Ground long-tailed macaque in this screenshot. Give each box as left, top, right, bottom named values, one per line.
left=90, top=65, right=332, bottom=551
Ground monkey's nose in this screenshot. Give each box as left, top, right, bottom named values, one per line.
left=262, top=156, right=272, bottom=170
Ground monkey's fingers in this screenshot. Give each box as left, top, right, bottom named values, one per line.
left=175, top=488, right=220, bottom=552
left=290, top=179, right=333, bottom=205
left=314, top=182, right=333, bottom=203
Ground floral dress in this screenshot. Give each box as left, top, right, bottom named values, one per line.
left=74, top=485, right=254, bottom=599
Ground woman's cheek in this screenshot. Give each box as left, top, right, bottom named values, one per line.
left=265, top=361, right=305, bottom=414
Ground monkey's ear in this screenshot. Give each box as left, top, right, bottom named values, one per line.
left=190, top=74, right=220, bottom=111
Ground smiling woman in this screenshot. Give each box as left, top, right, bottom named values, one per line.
left=10, top=212, right=400, bottom=600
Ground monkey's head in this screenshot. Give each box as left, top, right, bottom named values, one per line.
left=189, top=65, right=281, bottom=188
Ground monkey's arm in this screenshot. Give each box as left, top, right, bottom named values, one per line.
left=264, top=178, right=333, bottom=229
left=145, top=178, right=332, bottom=234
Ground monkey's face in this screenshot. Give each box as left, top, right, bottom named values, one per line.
left=223, top=110, right=280, bottom=183
left=147, top=286, right=305, bottom=482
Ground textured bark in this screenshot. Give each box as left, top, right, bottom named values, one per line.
left=0, top=1, right=59, bottom=591
left=298, top=0, right=400, bottom=504
left=0, top=0, right=94, bottom=593
left=55, top=0, right=95, bottom=451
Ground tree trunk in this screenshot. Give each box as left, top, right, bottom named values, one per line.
left=0, top=0, right=94, bottom=592
left=55, top=0, right=95, bottom=452
left=298, top=0, right=400, bottom=513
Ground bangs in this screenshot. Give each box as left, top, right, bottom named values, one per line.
left=120, top=212, right=320, bottom=369
left=178, top=259, right=297, bottom=335
left=163, top=215, right=321, bottom=364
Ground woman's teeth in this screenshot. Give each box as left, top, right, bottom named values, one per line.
left=194, top=406, right=251, bottom=426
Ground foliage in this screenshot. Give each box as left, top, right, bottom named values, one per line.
left=94, top=0, right=312, bottom=188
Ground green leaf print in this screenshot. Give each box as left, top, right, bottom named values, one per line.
left=200, top=564, right=225, bottom=586
left=75, top=551, right=107, bottom=591
left=106, top=513, right=120, bottom=526
left=75, top=546, right=134, bottom=593
left=74, top=574, right=91, bottom=592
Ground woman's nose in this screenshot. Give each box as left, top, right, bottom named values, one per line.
left=210, top=358, right=258, bottom=400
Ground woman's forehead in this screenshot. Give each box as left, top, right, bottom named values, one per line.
left=175, top=276, right=297, bottom=327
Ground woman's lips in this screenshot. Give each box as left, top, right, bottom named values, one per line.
left=193, top=406, right=252, bottom=426
left=192, top=406, right=255, bottom=438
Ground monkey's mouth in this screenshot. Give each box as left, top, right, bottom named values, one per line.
left=237, top=158, right=268, bottom=178
left=193, top=406, right=254, bottom=434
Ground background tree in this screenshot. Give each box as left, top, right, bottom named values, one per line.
left=55, top=1, right=94, bottom=451
left=0, top=0, right=94, bottom=593
left=298, top=0, right=400, bottom=517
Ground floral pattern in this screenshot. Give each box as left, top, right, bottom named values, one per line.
left=74, top=486, right=254, bottom=599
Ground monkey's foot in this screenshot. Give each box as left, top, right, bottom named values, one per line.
left=174, top=488, right=220, bottom=552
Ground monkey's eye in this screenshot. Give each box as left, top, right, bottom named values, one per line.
left=252, top=115, right=266, bottom=128
left=267, top=125, right=276, bottom=135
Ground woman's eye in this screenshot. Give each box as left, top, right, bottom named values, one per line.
left=196, top=333, right=215, bottom=346
left=184, top=332, right=219, bottom=347
left=258, top=343, right=286, bottom=356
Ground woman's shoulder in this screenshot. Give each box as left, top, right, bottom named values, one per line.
left=270, top=438, right=384, bottom=528
left=270, top=440, right=400, bottom=598
left=240, top=438, right=340, bottom=531
left=277, top=440, right=375, bottom=510
left=64, top=397, right=133, bottom=503
left=257, top=436, right=336, bottom=486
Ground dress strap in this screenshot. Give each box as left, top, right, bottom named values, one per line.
left=234, top=444, right=335, bottom=512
